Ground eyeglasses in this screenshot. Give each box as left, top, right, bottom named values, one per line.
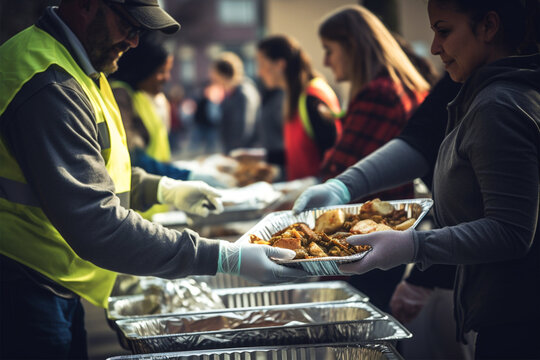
left=104, top=1, right=145, bottom=39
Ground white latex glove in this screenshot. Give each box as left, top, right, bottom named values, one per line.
left=158, top=177, right=224, bottom=217
left=188, top=169, right=236, bottom=189
left=390, top=280, right=434, bottom=324
left=292, top=179, right=351, bottom=214
left=339, top=229, right=415, bottom=274
left=217, top=242, right=308, bottom=284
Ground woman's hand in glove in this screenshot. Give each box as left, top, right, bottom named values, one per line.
left=390, top=280, right=433, bottom=324
left=339, top=229, right=415, bottom=274
left=218, top=242, right=308, bottom=284
left=292, top=179, right=351, bottom=214
left=158, top=177, right=224, bottom=217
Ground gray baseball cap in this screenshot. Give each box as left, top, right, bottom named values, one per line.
left=107, top=0, right=180, bottom=34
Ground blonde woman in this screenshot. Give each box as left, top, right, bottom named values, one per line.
left=318, top=5, right=430, bottom=201
left=297, top=4, right=431, bottom=313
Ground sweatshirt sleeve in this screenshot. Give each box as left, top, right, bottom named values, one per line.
left=0, top=69, right=220, bottom=278
left=414, top=101, right=539, bottom=269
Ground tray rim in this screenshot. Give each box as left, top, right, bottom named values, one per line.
left=238, top=198, right=434, bottom=266
left=106, top=280, right=369, bottom=321
left=114, top=301, right=406, bottom=340
left=106, top=341, right=405, bottom=360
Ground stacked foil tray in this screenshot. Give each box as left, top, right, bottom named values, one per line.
left=107, top=281, right=369, bottom=321
left=114, top=301, right=411, bottom=354
left=106, top=200, right=430, bottom=356
left=237, top=199, right=434, bottom=276
left=107, top=342, right=404, bottom=359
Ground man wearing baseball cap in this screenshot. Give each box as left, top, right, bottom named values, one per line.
left=0, top=1, right=305, bottom=358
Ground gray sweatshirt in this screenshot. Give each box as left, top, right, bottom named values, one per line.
left=415, top=54, right=540, bottom=339
left=0, top=8, right=220, bottom=294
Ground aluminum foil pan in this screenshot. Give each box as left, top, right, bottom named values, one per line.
left=106, top=342, right=404, bottom=360
left=115, top=302, right=411, bottom=353
left=153, top=182, right=283, bottom=227
left=188, top=274, right=257, bottom=289
left=107, top=281, right=368, bottom=321
left=111, top=274, right=260, bottom=298
left=237, top=198, right=433, bottom=276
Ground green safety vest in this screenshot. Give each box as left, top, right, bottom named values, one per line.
left=111, top=81, right=171, bottom=162
left=0, top=26, right=132, bottom=308
left=110, top=80, right=170, bottom=219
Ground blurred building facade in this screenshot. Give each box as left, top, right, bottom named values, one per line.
left=161, top=0, right=439, bottom=104
left=1, top=1, right=439, bottom=104
left=162, top=0, right=264, bottom=97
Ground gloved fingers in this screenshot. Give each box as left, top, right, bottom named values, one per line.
left=205, top=195, right=224, bottom=214
left=292, top=191, right=310, bottom=214
left=393, top=281, right=434, bottom=304
left=338, top=260, right=373, bottom=275
left=390, top=298, right=408, bottom=323
left=199, top=183, right=223, bottom=198
left=344, top=231, right=395, bottom=246
left=192, top=202, right=210, bottom=217
left=269, top=262, right=309, bottom=281
left=263, top=245, right=296, bottom=260
left=392, top=302, right=424, bottom=324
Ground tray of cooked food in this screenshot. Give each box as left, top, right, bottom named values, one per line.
left=106, top=342, right=405, bottom=360
left=239, top=198, right=433, bottom=275
left=107, top=280, right=369, bottom=321
left=114, top=301, right=411, bottom=353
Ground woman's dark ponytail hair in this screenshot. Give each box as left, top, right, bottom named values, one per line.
left=432, top=0, right=540, bottom=54
left=257, top=35, right=316, bottom=120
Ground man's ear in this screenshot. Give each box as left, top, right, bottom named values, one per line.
left=480, top=10, right=501, bottom=43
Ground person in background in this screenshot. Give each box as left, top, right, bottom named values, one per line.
left=112, top=33, right=228, bottom=199
left=318, top=4, right=430, bottom=196
left=0, top=1, right=305, bottom=358
left=312, top=4, right=430, bottom=312
left=256, top=35, right=342, bottom=181
left=166, top=83, right=186, bottom=154
left=258, top=85, right=286, bottom=178
left=209, top=52, right=261, bottom=155
left=190, top=81, right=224, bottom=156
left=295, top=0, right=540, bottom=358
left=112, top=32, right=173, bottom=165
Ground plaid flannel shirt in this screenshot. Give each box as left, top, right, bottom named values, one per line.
left=320, top=72, right=426, bottom=201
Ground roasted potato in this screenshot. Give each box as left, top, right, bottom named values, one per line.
left=314, top=209, right=346, bottom=233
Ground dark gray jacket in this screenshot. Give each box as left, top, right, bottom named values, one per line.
left=0, top=8, right=220, bottom=294
left=220, top=78, right=261, bottom=154
left=414, top=54, right=540, bottom=340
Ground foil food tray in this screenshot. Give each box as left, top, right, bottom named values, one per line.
left=111, top=274, right=259, bottom=298
left=115, top=302, right=411, bottom=354
left=188, top=274, right=258, bottom=289
left=153, top=182, right=283, bottom=227
left=107, top=281, right=368, bottom=321
left=237, top=198, right=433, bottom=276
left=106, top=342, right=404, bottom=360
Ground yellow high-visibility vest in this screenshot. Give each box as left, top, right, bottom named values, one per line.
left=0, top=26, right=132, bottom=308
left=110, top=80, right=170, bottom=219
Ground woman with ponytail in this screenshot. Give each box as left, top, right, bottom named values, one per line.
left=256, top=35, right=342, bottom=180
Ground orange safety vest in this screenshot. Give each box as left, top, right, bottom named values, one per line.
left=284, top=77, right=341, bottom=180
